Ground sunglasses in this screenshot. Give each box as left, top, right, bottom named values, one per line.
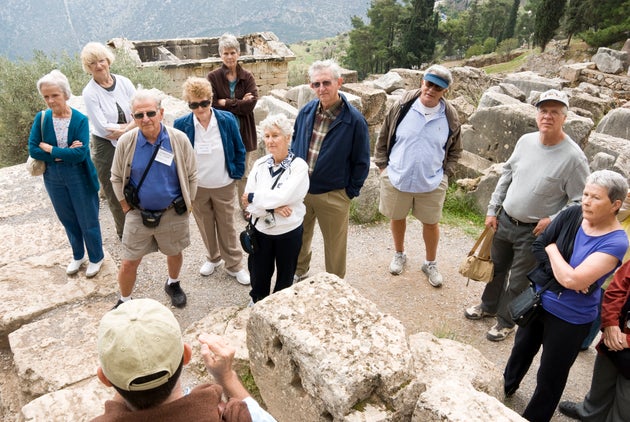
left=310, top=80, right=333, bottom=89
left=425, top=81, right=446, bottom=92
left=132, top=110, right=158, bottom=119
left=189, top=100, right=211, bottom=109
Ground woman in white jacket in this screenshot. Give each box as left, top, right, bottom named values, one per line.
left=241, top=114, right=309, bottom=303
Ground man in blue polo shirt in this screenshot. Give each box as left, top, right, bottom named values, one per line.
left=374, top=65, right=462, bottom=288
left=111, top=89, right=197, bottom=309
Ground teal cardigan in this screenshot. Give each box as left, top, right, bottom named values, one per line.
left=28, top=108, right=99, bottom=193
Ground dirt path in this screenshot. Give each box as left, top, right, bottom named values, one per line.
left=1, top=206, right=595, bottom=420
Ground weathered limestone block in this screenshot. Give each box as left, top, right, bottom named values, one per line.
left=464, top=163, right=505, bottom=213
left=389, top=68, right=423, bottom=90
left=350, top=161, right=380, bottom=224
left=463, top=104, right=538, bottom=163
left=502, top=71, right=564, bottom=97
left=412, top=379, right=526, bottom=422
left=0, top=250, right=117, bottom=339
left=341, top=83, right=387, bottom=126
left=568, top=91, right=614, bottom=124
left=449, top=95, right=476, bottom=124
left=477, top=91, right=522, bottom=109
left=371, top=71, right=405, bottom=93
left=19, top=378, right=111, bottom=422
left=285, top=84, right=316, bottom=109
left=595, top=107, right=630, bottom=140
left=247, top=274, right=421, bottom=422
left=583, top=132, right=630, bottom=178
left=452, top=150, right=493, bottom=182
left=255, top=95, right=299, bottom=122
left=183, top=306, right=251, bottom=382
left=590, top=152, right=617, bottom=171
left=497, top=83, right=526, bottom=101
left=559, top=63, right=594, bottom=84
left=592, top=47, right=628, bottom=74
left=9, top=302, right=108, bottom=398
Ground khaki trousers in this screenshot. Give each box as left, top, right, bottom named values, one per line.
left=297, top=189, right=350, bottom=278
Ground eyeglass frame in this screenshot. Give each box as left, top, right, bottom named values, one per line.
left=132, top=110, right=158, bottom=119
left=424, top=81, right=446, bottom=92
left=188, top=99, right=211, bottom=109
left=310, top=80, right=333, bottom=89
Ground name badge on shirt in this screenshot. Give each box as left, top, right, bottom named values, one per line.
left=155, top=147, right=174, bottom=166
left=196, top=139, right=212, bottom=155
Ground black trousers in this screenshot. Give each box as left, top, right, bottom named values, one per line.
left=504, top=308, right=590, bottom=422
left=248, top=225, right=303, bottom=303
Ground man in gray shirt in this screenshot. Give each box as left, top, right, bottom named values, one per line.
left=464, top=89, right=590, bottom=341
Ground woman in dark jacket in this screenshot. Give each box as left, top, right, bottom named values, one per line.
left=504, top=170, right=629, bottom=422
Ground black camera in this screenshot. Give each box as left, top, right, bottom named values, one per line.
left=141, top=210, right=162, bottom=228
left=173, top=196, right=187, bottom=215
left=123, top=183, right=140, bottom=208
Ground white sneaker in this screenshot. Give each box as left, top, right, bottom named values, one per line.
left=389, top=252, right=406, bottom=275
left=86, top=259, right=104, bottom=278
left=66, top=257, right=88, bottom=275
left=200, top=259, right=224, bottom=276
left=422, top=262, right=443, bottom=287
left=226, top=269, right=251, bottom=285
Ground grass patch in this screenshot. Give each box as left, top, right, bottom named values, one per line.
left=441, top=184, right=484, bottom=236
left=234, top=363, right=265, bottom=407
left=482, top=50, right=534, bottom=74
left=433, top=324, right=458, bottom=340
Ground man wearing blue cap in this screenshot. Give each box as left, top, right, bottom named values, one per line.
left=375, top=64, right=462, bottom=288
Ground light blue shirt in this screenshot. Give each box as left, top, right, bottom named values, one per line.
left=131, top=124, right=182, bottom=210
left=387, top=99, right=448, bottom=193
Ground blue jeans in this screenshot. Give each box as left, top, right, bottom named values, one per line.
left=44, top=161, right=104, bottom=263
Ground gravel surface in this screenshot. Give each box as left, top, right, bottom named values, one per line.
left=1, top=198, right=596, bottom=420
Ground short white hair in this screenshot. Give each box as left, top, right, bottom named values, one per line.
left=37, top=70, right=72, bottom=100
left=259, top=114, right=294, bottom=139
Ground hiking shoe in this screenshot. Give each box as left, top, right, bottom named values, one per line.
left=421, top=262, right=443, bottom=287
left=464, top=304, right=495, bottom=320
left=558, top=401, right=583, bottom=420
left=164, top=281, right=187, bottom=308
left=66, top=257, right=88, bottom=275
left=486, top=323, right=515, bottom=342
left=226, top=269, right=251, bottom=285
left=200, top=259, right=224, bottom=276
left=389, top=252, right=407, bottom=275
left=112, top=298, right=131, bottom=310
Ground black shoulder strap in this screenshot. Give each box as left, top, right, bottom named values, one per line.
left=135, top=141, right=161, bottom=193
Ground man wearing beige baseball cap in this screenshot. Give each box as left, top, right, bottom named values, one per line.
left=93, top=298, right=276, bottom=421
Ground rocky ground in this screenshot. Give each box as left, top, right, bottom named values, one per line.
left=0, top=194, right=597, bottom=421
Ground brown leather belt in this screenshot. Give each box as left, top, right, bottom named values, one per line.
left=503, top=210, right=537, bottom=227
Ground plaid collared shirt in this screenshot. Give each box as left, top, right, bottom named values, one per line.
left=306, top=98, right=343, bottom=174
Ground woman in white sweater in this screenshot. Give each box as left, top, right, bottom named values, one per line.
left=241, top=114, right=309, bottom=303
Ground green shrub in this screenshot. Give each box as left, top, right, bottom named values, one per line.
left=496, top=38, right=519, bottom=56
left=465, top=43, right=484, bottom=58
left=482, top=37, right=497, bottom=54
left=0, top=49, right=169, bottom=168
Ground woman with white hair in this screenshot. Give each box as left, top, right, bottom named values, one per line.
left=81, top=42, right=136, bottom=239
left=504, top=170, right=629, bottom=422
left=241, top=114, right=309, bottom=304
left=28, top=70, right=104, bottom=277
left=208, top=33, right=259, bottom=214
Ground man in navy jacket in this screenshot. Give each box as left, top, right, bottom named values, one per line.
left=291, top=60, right=370, bottom=279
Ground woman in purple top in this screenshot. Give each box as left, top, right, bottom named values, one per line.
left=504, top=170, right=629, bottom=422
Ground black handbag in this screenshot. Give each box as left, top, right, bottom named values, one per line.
left=239, top=218, right=258, bottom=255
left=509, top=280, right=554, bottom=327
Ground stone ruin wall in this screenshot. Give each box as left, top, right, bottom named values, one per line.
left=109, top=32, right=295, bottom=98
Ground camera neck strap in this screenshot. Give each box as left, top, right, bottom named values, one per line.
left=135, top=140, right=162, bottom=194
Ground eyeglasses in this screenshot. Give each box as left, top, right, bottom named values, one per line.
left=132, top=110, right=158, bottom=119
left=425, top=81, right=446, bottom=92
left=311, top=80, right=333, bottom=89
left=537, top=109, right=564, bottom=118
left=188, top=100, right=211, bottom=109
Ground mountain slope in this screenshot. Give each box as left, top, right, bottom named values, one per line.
left=1, top=0, right=369, bottom=59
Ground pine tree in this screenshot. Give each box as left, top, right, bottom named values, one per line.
left=533, top=0, right=567, bottom=51
left=399, top=0, right=438, bottom=68
left=502, top=0, right=521, bottom=41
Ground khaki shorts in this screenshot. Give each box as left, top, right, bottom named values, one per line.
left=379, top=169, right=448, bottom=224
left=122, top=208, right=190, bottom=260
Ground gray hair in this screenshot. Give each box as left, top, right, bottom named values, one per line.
left=308, top=59, right=341, bottom=81
left=423, top=64, right=453, bottom=87
left=259, top=114, right=294, bottom=139
left=37, top=69, right=72, bottom=100
left=80, top=42, right=115, bottom=73
left=218, top=33, right=240, bottom=54
left=586, top=170, right=629, bottom=206
left=130, top=89, right=162, bottom=111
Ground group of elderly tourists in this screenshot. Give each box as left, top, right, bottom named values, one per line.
left=27, top=35, right=630, bottom=422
